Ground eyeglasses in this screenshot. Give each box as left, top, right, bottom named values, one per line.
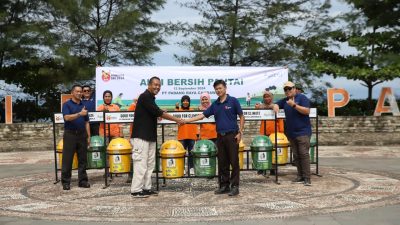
left=83, top=90, right=91, bottom=92
left=283, top=87, right=293, bottom=92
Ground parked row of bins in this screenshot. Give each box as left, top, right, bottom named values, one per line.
left=56, top=133, right=316, bottom=178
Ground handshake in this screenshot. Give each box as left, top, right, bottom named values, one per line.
left=177, top=118, right=186, bottom=126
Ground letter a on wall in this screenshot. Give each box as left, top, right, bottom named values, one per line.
left=374, top=87, right=400, bottom=116
left=327, top=88, right=350, bottom=117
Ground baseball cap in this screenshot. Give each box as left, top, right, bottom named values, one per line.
left=263, top=90, right=273, bottom=97
left=283, top=81, right=295, bottom=88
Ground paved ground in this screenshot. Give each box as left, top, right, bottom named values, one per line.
left=0, top=146, right=399, bottom=225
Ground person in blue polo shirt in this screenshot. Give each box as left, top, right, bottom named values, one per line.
left=81, top=85, right=99, bottom=136
left=184, top=80, right=245, bottom=197
left=276, top=81, right=312, bottom=186
left=62, top=84, right=91, bottom=191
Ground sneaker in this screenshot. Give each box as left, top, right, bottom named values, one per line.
left=292, top=176, right=305, bottom=184
left=228, top=186, right=239, bottom=196
left=143, top=189, right=159, bottom=196
left=131, top=191, right=150, bottom=198
left=304, top=178, right=312, bottom=186
left=214, top=186, right=230, bottom=195
left=190, top=168, right=195, bottom=175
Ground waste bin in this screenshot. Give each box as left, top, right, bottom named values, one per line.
left=107, top=138, right=132, bottom=173
left=250, top=136, right=273, bottom=170
left=192, top=140, right=217, bottom=177
left=239, top=140, right=245, bottom=169
left=160, top=140, right=186, bottom=178
left=87, top=136, right=106, bottom=169
left=310, top=134, right=316, bottom=163
left=56, top=139, right=78, bottom=170
left=269, top=132, right=289, bottom=165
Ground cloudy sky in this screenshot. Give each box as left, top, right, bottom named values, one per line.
left=151, top=0, right=400, bottom=99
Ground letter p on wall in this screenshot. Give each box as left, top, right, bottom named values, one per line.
left=327, top=88, right=350, bottom=117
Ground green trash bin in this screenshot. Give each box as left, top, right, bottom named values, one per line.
left=310, top=135, right=316, bottom=163
left=87, top=136, right=106, bottom=169
left=251, top=136, right=273, bottom=170
left=192, top=140, right=217, bottom=177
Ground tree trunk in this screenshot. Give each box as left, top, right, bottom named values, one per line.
left=228, top=0, right=239, bottom=66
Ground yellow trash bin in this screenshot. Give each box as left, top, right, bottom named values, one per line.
left=269, top=132, right=289, bottom=165
left=56, top=139, right=78, bottom=170
left=107, top=138, right=132, bottom=173
left=239, top=140, right=245, bottom=169
left=160, top=140, right=186, bottom=178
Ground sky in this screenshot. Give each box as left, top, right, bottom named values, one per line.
left=150, top=0, right=400, bottom=100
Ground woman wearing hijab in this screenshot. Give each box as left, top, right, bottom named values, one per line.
left=97, top=90, right=123, bottom=139
left=177, top=95, right=198, bottom=171
left=198, top=92, right=217, bottom=143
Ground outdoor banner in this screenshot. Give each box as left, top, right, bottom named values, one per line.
left=95, top=66, right=288, bottom=110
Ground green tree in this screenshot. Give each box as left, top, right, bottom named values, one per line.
left=308, top=0, right=400, bottom=107
left=0, top=0, right=52, bottom=77
left=47, top=0, right=166, bottom=66
left=175, top=0, right=334, bottom=89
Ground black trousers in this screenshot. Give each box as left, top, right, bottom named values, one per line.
left=61, top=130, right=89, bottom=185
left=289, top=135, right=311, bottom=179
left=216, top=132, right=239, bottom=188
left=90, top=123, right=100, bottom=136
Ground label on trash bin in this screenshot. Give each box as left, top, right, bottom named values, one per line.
left=167, top=159, right=176, bottom=167
left=200, top=158, right=210, bottom=166
left=92, top=152, right=101, bottom=160
left=277, top=148, right=283, bottom=155
left=258, top=152, right=267, bottom=161
left=113, top=155, right=122, bottom=163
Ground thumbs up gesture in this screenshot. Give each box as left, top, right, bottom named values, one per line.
left=80, top=106, right=88, bottom=116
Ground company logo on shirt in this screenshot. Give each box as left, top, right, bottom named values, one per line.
left=225, top=106, right=231, bottom=110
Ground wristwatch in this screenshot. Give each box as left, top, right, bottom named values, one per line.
left=293, top=104, right=297, bottom=108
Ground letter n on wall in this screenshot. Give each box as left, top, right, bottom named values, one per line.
left=327, top=88, right=350, bottom=117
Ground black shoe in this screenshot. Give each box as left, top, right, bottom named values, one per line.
left=143, top=189, right=159, bottom=196
left=292, top=176, right=305, bottom=183
left=131, top=191, right=150, bottom=198
left=228, top=186, right=239, bottom=196
left=214, top=186, right=230, bottom=194
left=78, top=182, right=91, bottom=188
left=304, top=178, right=312, bottom=186
left=62, top=183, right=70, bottom=190
left=257, top=170, right=263, bottom=175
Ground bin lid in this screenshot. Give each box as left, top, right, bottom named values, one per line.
left=56, top=139, right=63, bottom=150
left=90, top=136, right=104, bottom=147
left=269, top=132, right=289, bottom=145
left=107, top=138, right=132, bottom=151
left=250, top=135, right=273, bottom=149
left=160, top=140, right=186, bottom=156
left=192, top=140, right=217, bottom=155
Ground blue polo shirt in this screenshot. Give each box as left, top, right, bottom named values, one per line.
left=62, top=99, right=89, bottom=131
left=276, top=93, right=312, bottom=139
left=203, top=95, right=243, bottom=134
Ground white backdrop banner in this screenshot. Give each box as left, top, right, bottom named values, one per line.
left=96, top=66, right=288, bottom=108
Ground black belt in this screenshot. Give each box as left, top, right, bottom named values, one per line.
left=218, top=131, right=237, bottom=136
left=64, top=129, right=86, bottom=135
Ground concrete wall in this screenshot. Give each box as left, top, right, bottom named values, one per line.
left=0, top=116, right=399, bottom=152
